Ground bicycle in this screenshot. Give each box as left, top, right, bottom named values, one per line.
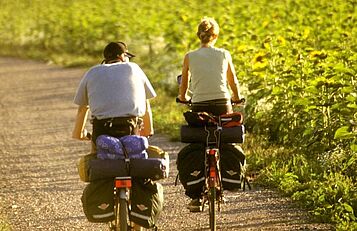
left=84, top=132, right=140, bottom=231
left=108, top=141, right=147, bottom=231
left=177, top=97, right=249, bottom=231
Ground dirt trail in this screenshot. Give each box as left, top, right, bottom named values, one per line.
left=0, top=57, right=334, bottom=230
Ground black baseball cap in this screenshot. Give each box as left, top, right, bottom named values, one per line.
left=103, top=42, right=135, bottom=60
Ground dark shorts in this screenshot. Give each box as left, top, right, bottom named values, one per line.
left=191, top=99, right=232, bottom=116
left=91, top=116, right=142, bottom=144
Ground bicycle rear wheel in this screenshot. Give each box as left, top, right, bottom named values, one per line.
left=208, top=187, right=216, bottom=231
left=119, top=190, right=129, bottom=231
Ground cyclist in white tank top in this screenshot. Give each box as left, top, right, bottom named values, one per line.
left=178, top=17, right=242, bottom=116
left=178, top=17, right=244, bottom=211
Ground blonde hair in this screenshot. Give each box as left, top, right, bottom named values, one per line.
left=197, top=17, right=220, bottom=44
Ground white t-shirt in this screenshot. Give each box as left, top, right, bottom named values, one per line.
left=74, top=62, right=156, bottom=119
left=188, top=47, right=232, bottom=103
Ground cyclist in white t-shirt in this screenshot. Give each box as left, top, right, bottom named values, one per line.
left=72, top=41, right=157, bottom=151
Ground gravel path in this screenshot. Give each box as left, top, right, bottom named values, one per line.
left=0, top=57, right=334, bottom=230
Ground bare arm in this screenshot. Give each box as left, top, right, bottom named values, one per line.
left=72, top=105, right=90, bottom=140
left=178, top=54, right=191, bottom=101
left=227, top=59, right=241, bottom=102
left=140, top=100, right=154, bottom=137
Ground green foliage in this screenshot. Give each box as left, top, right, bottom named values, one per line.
left=0, top=0, right=356, bottom=229
left=292, top=172, right=357, bottom=230
left=255, top=147, right=314, bottom=195
left=254, top=137, right=356, bottom=229
left=150, top=89, right=186, bottom=140
left=233, top=0, right=357, bottom=157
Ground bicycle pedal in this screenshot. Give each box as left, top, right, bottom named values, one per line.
left=187, top=199, right=204, bottom=212
left=189, top=206, right=204, bottom=213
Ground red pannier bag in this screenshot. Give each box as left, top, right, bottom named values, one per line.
left=220, top=112, right=243, bottom=128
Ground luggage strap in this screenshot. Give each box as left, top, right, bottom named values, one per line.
left=117, top=139, right=133, bottom=226
left=118, top=139, right=131, bottom=175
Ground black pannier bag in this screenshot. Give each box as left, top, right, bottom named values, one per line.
left=130, top=179, right=164, bottom=229
left=180, top=125, right=245, bottom=143
left=183, top=111, right=244, bottom=128
left=81, top=179, right=115, bottom=223
left=183, top=111, right=216, bottom=126
left=220, top=144, right=246, bottom=190
left=181, top=111, right=245, bottom=144
left=176, top=143, right=205, bottom=199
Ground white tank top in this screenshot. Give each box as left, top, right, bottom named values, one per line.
left=188, top=47, right=232, bottom=103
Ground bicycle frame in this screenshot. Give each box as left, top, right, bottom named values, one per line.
left=203, top=118, right=224, bottom=231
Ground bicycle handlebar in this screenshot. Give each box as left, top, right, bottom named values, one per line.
left=232, top=98, right=246, bottom=105
left=175, top=97, right=245, bottom=106
left=175, top=97, right=192, bottom=105
left=86, top=132, right=92, bottom=140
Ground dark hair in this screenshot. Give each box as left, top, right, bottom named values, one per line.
left=102, top=42, right=135, bottom=64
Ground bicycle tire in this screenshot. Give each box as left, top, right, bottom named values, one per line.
left=208, top=187, right=216, bottom=231
left=113, top=189, right=120, bottom=231
left=119, top=196, right=129, bottom=231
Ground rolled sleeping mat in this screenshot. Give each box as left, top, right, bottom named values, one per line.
left=88, top=158, right=168, bottom=181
